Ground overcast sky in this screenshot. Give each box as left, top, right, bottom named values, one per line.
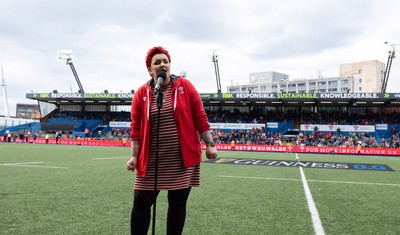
left=1, top=0, right=400, bottom=116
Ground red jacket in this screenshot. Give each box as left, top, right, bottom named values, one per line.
left=130, top=75, right=210, bottom=177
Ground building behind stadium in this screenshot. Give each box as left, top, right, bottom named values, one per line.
left=227, top=60, right=384, bottom=94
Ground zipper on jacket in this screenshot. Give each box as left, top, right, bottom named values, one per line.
left=174, top=89, right=178, bottom=111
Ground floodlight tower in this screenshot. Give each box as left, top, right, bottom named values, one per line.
left=1, top=64, right=10, bottom=118
left=381, top=42, right=399, bottom=93
left=57, top=50, right=85, bottom=94
left=211, top=49, right=222, bottom=94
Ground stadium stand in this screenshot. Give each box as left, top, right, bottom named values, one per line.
left=2, top=91, right=400, bottom=151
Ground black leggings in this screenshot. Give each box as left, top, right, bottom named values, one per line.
left=130, top=187, right=192, bottom=235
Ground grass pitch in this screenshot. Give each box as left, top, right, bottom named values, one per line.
left=1, top=143, right=400, bottom=234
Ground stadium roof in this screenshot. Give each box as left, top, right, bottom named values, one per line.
left=26, top=92, right=400, bottom=107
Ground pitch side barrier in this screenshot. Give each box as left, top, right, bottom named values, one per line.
left=0, top=137, right=129, bottom=147
left=203, top=144, right=400, bottom=156
left=2, top=137, right=399, bottom=156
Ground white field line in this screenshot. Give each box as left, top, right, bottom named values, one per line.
left=220, top=175, right=300, bottom=182
left=0, top=161, right=67, bottom=169
left=218, top=175, right=400, bottom=187
left=307, top=179, right=400, bottom=187
left=297, top=153, right=325, bottom=235
left=4, top=164, right=68, bottom=169
left=93, top=156, right=128, bottom=160
left=1, top=161, right=44, bottom=165
left=220, top=173, right=328, bottom=234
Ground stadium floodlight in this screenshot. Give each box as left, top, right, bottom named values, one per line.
left=57, top=50, right=85, bottom=94
left=207, top=48, right=222, bottom=94
left=381, top=41, right=399, bottom=93
left=1, top=64, right=10, bottom=118
left=57, top=50, right=74, bottom=64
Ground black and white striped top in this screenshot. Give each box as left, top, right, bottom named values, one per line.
left=134, top=81, right=200, bottom=190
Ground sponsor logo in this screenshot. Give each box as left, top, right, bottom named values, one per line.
left=277, top=93, right=317, bottom=99
left=319, top=93, right=379, bottom=99
left=235, top=93, right=276, bottom=99
left=117, top=93, right=134, bottom=98
left=51, top=93, right=82, bottom=98
left=84, top=93, right=116, bottom=98
left=199, top=93, right=221, bottom=98
left=205, top=158, right=394, bottom=171
left=222, top=93, right=233, bottom=98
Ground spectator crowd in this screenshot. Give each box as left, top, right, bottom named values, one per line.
left=4, top=108, right=400, bottom=149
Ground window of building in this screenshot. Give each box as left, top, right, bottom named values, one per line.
left=309, top=82, right=316, bottom=86
left=359, top=79, right=362, bottom=83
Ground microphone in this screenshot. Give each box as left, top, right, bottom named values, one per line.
left=154, top=71, right=167, bottom=93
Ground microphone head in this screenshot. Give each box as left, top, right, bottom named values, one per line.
left=157, top=71, right=167, bottom=79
